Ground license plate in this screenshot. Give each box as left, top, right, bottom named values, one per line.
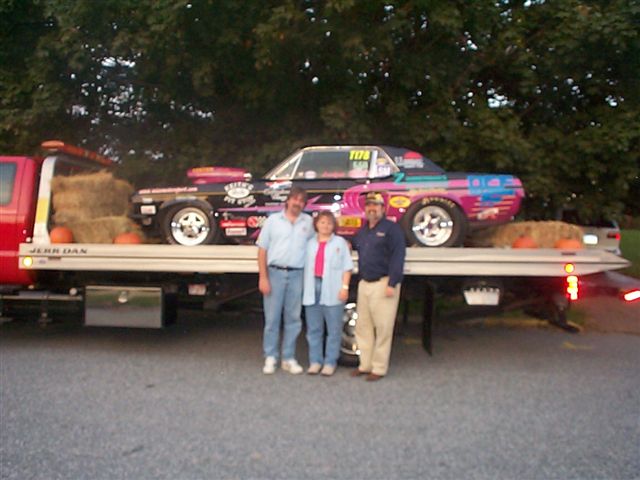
left=188, top=284, right=207, bottom=296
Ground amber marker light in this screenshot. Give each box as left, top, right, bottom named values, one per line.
left=22, top=256, right=33, bottom=268
left=564, top=263, right=575, bottom=274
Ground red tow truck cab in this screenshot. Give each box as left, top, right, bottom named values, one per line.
left=0, top=155, right=40, bottom=286
left=0, top=141, right=115, bottom=289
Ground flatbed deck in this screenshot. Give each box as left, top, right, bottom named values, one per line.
left=19, top=243, right=630, bottom=277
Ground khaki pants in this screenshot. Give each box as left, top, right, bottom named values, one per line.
left=355, top=277, right=401, bottom=376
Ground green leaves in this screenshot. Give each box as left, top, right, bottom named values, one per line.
left=1, top=0, right=637, bottom=219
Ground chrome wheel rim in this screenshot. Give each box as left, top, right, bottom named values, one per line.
left=340, top=302, right=359, bottom=358
left=411, top=205, right=453, bottom=246
left=170, top=207, right=210, bottom=246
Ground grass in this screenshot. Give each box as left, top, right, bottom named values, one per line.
left=620, top=229, right=640, bottom=278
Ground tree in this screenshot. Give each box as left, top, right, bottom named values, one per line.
left=1, top=0, right=638, bottom=219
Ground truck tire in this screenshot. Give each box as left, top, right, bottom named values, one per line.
left=162, top=203, right=219, bottom=246
left=403, top=198, right=467, bottom=247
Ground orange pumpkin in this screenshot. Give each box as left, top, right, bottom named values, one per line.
left=512, top=235, right=538, bottom=249
left=50, top=226, right=74, bottom=244
left=554, top=238, right=583, bottom=250
left=113, top=232, right=142, bottom=244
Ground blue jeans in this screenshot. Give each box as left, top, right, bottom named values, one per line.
left=305, top=278, right=344, bottom=367
left=263, top=267, right=303, bottom=361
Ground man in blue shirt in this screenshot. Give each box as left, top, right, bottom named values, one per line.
left=257, top=187, right=314, bottom=375
left=351, top=192, right=406, bottom=381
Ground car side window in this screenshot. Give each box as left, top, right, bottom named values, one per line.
left=370, top=151, right=397, bottom=178
left=295, top=151, right=358, bottom=179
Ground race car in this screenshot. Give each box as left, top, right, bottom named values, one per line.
left=131, top=145, right=525, bottom=247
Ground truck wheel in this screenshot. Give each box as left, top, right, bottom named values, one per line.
left=162, top=204, right=219, bottom=246
left=403, top=198, right=467, bottom=247
left=338, top=302, right=359, bottom=367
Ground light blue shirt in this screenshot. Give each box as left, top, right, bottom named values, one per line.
left=303, top=234, right=354, bottom=306
left=256, top=210, right=314, bottom=269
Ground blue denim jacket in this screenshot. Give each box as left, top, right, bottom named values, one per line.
left=303, top=234, right=354, bottom=306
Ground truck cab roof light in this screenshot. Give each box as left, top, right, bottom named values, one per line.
left=41, top=140, right=115, bottom=167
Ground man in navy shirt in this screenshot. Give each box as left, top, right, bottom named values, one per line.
left=351, top=192, right=406, bottom=381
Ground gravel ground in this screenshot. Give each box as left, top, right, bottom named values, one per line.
left=1, top=308, right=639, bottom=480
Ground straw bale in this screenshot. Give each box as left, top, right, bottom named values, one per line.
left=59, top=216, right=144, bottom=244
left=468, top=221, right=584, bottom=248
left=51, top=171, right=133, bottom=223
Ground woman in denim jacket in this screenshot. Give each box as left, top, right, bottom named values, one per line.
left=303, top=211, right=354, bottom=376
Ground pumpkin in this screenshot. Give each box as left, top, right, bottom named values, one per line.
left=113, top=232, right=142, bottom=244
left=50, top=226, right=74, bottom=244
left=554, top=238, right=583, bottom=250
left=512, top=235, right=538, bottom=249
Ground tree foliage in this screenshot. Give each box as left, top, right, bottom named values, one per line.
left=1, top=0, right=638, bottom=218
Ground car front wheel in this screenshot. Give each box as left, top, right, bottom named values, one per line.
left=162, top=204, right=219, bottom=246
left=404, top=198, right=467, bottom=247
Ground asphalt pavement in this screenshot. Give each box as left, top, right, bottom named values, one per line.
left=1, top=309, right=639, bottom=480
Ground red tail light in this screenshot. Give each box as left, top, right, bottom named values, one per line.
left=623, top=289, right=640, bottom=302
left=607, top=232, right=621, bottom=240
left=566, top=275, right=579, bottom=301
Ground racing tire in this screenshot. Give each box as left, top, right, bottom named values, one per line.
left=403, top=198, right=467, bottom=247
left=161, top=203, right=219, bottom=246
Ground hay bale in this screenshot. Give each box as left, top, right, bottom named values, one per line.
left=468, top=221, right=584, bottom=248
left=51, top=171, right=133, bottom=222
left=63, top=216, right=144, bottom=244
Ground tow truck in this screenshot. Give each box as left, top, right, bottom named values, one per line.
left=1, top=142, right=636, bottom=361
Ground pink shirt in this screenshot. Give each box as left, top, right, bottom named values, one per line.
left=314, top=241, right=327, bottom=277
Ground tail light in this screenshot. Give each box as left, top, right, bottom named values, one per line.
left=623, top=289, right=640, bottom=302
left=607, top=232, right=621, bottom=240
left=566, top=274, right=579, bottom=301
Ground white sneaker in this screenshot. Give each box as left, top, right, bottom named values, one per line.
left=281, top=359, right=303, bottom=375
left=321, top=365, right=336, bottom=376
left=263, top=356, right=277, bottom=374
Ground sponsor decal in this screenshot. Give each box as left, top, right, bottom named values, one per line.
left=376, top=165, right=392, bottom=177
left=264, top=182, right=290, bottom=202
left=224, top=181, right=256, bottom=207
left=225, top=227, right=248, bottom=236
left=349, top=150, right=371, bottom=161
left=395, top=151, right=424, bottom=169
left=247, top=216, right=267, bottom=228
left=477, top=207, right=500, bottom=220
left=220, top=219, right=247, bottom=228
left=388, top=196, right=411, bottom=209
left=140, top=205, right=156, bottom=215
left=337, top=216, right=362, bottom=228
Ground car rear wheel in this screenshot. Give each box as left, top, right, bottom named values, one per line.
left=404, top=198, right=467, bottom=247
left=162, top=204, right=219, bottom=246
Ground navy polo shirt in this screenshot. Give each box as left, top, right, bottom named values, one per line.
left=352, top=217, right=406, bottom=287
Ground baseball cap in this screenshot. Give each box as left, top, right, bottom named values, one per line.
left=365, top=192, right=385, bottom=205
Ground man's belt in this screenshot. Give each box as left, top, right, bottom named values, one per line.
left=269, top=265, right=303, bottom=271
left=361, top=276, right=385, bottom=282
